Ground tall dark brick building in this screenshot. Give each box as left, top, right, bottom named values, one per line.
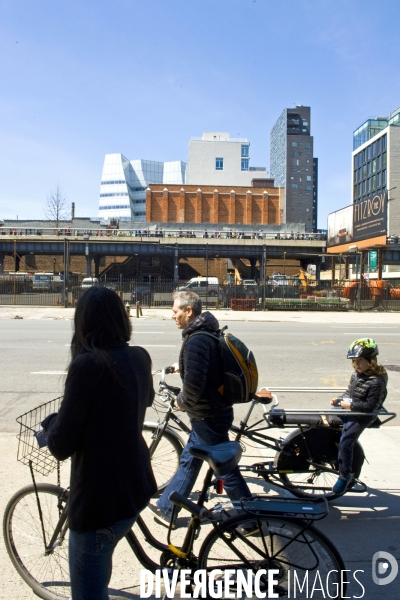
left=270, top=105, right=318, bottom=232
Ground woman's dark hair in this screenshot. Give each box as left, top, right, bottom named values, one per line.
left=70, top=287, right=131, bottom=376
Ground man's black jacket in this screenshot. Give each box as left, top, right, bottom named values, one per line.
left=176, top=311, right=230, bottom=419
left=45, top=345, right=157, bottom=532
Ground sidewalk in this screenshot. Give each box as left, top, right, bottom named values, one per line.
left=1, top=427, right=399, bottom=598
left=1, top=304, right=400, bottom=324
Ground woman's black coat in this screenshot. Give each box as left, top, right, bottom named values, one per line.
left=46, top=345, right=157, bottom=532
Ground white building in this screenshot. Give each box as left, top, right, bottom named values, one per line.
left=185, top=132, right=266, bottom=186
left=99, top=154, right=186, bottom=221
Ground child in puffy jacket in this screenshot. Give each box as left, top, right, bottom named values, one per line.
left=330, top=338, right=388, bottom=494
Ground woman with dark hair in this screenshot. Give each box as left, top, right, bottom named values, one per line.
left=42, top=286, right=157, bottom=599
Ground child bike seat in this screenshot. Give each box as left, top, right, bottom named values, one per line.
left=189, top=441, right=242, bottom=475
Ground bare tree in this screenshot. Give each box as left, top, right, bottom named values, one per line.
left=43, top=183, right=69, bottom=228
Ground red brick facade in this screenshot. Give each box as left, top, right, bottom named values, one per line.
left=146, top=184, right=283, bottom=225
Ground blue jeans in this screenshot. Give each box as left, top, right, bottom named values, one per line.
left=157, top=411, right=251, bottom=517
left=338, top=417, right=371, bottom=478
left=69, top=516, right=136, bottom=600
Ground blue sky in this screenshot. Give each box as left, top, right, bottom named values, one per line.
left=1, top=0, right=399, bottom=227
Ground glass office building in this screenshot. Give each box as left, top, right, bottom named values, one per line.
left=99, top=154, right=186, bottom=221
left=270, top=106, right=318, bottom=232
left=352, top=107, right=400, bottom=252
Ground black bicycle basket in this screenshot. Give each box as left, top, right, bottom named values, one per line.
left=16, top=397, right=63, bottom=476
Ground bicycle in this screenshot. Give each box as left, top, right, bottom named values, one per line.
left=4, top=398, right=346, bottom=599
left=145, top=367, right=397, bottom=500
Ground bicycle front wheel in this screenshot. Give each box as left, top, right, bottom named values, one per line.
left=3, top=483, right=71, bottom=600
left=143, top=423, right=183, bottom=492
left=198, top=514, right=345, bottom=599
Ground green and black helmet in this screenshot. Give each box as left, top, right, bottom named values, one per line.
left=347, top=338, right=379, bottom=360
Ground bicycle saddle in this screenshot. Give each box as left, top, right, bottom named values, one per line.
left=189, top=441, right=242, bottom=475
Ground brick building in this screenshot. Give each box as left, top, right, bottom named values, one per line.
left=145, top=183, right=284, bottom=225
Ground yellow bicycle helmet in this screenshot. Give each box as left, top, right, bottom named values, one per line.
left=347, top=338, right=379, bottom=360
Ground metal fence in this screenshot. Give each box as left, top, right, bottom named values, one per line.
left=1, top=276, right=400, bottom=311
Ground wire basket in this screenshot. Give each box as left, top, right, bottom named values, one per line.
left=16, top=397, right=63, bottom=476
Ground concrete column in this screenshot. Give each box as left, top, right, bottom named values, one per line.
left=331, top=256, right=336, bottom=286
left=145, top=188, right=152, bottom=221
left=230, top=190, right=236, bottom=223
left=263, top=192, right=269, bottom=224
left=196, top=189, right=202, bottom=223
left=246, top=190, right=253, bottom=225
left=179, top=188, right=185, bottom=223
left=163, top=188, right=169, bottom=221
left=0, top=253, right=4, bottom=275
left=14, top=253, right=20, bottom=272
left=213, top=189, right=219, bottom=223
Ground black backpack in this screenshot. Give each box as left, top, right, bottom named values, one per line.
left=190, top=326, right=258, bottom=404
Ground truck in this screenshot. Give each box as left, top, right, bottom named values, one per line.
left=176, top=276, right=219, bottom=297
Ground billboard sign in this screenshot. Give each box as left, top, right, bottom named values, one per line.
left=327, top=192, right=387, bottom=248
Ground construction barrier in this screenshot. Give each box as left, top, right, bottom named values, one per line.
left=369, top=280, right=386, bottom=300
left=230, top=298, right=256, bottom=311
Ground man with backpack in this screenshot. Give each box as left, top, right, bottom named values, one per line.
left=148, top=290, right=251, bottom=528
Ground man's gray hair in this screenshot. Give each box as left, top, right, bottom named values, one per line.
left=172, top=291, right=202, bottom=316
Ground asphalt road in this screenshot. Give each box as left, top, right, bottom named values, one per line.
left=0, top=317, right=399, bottom=432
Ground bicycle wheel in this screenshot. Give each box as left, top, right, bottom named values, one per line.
left=198, top=514, right=346, bottom=599
left=3, top=483, right=71, bottom=600
left=143, top=423, right=183, bottom=492
left=275, top=428, right=364, bottom=500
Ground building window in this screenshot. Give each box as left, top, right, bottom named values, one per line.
left=292, top=142, right=298, bottom=147
left=382, top=152, right=387, bottom=168
left=306, top=176, right=312, bottom=181
left=292, top=184, right=298, bottom=189
left=216, top=158, right=223, bottom=170
left=382, top=169, right=387, bottom=184
left=292, top=151, right=296, bottom=157
left=306, top=185, right=311, bottom=191
left=241, top=159, right=249, bottom=171
left=382, top=134, right=387, bottom=150
left=241, top=145, right=249, bottom=157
